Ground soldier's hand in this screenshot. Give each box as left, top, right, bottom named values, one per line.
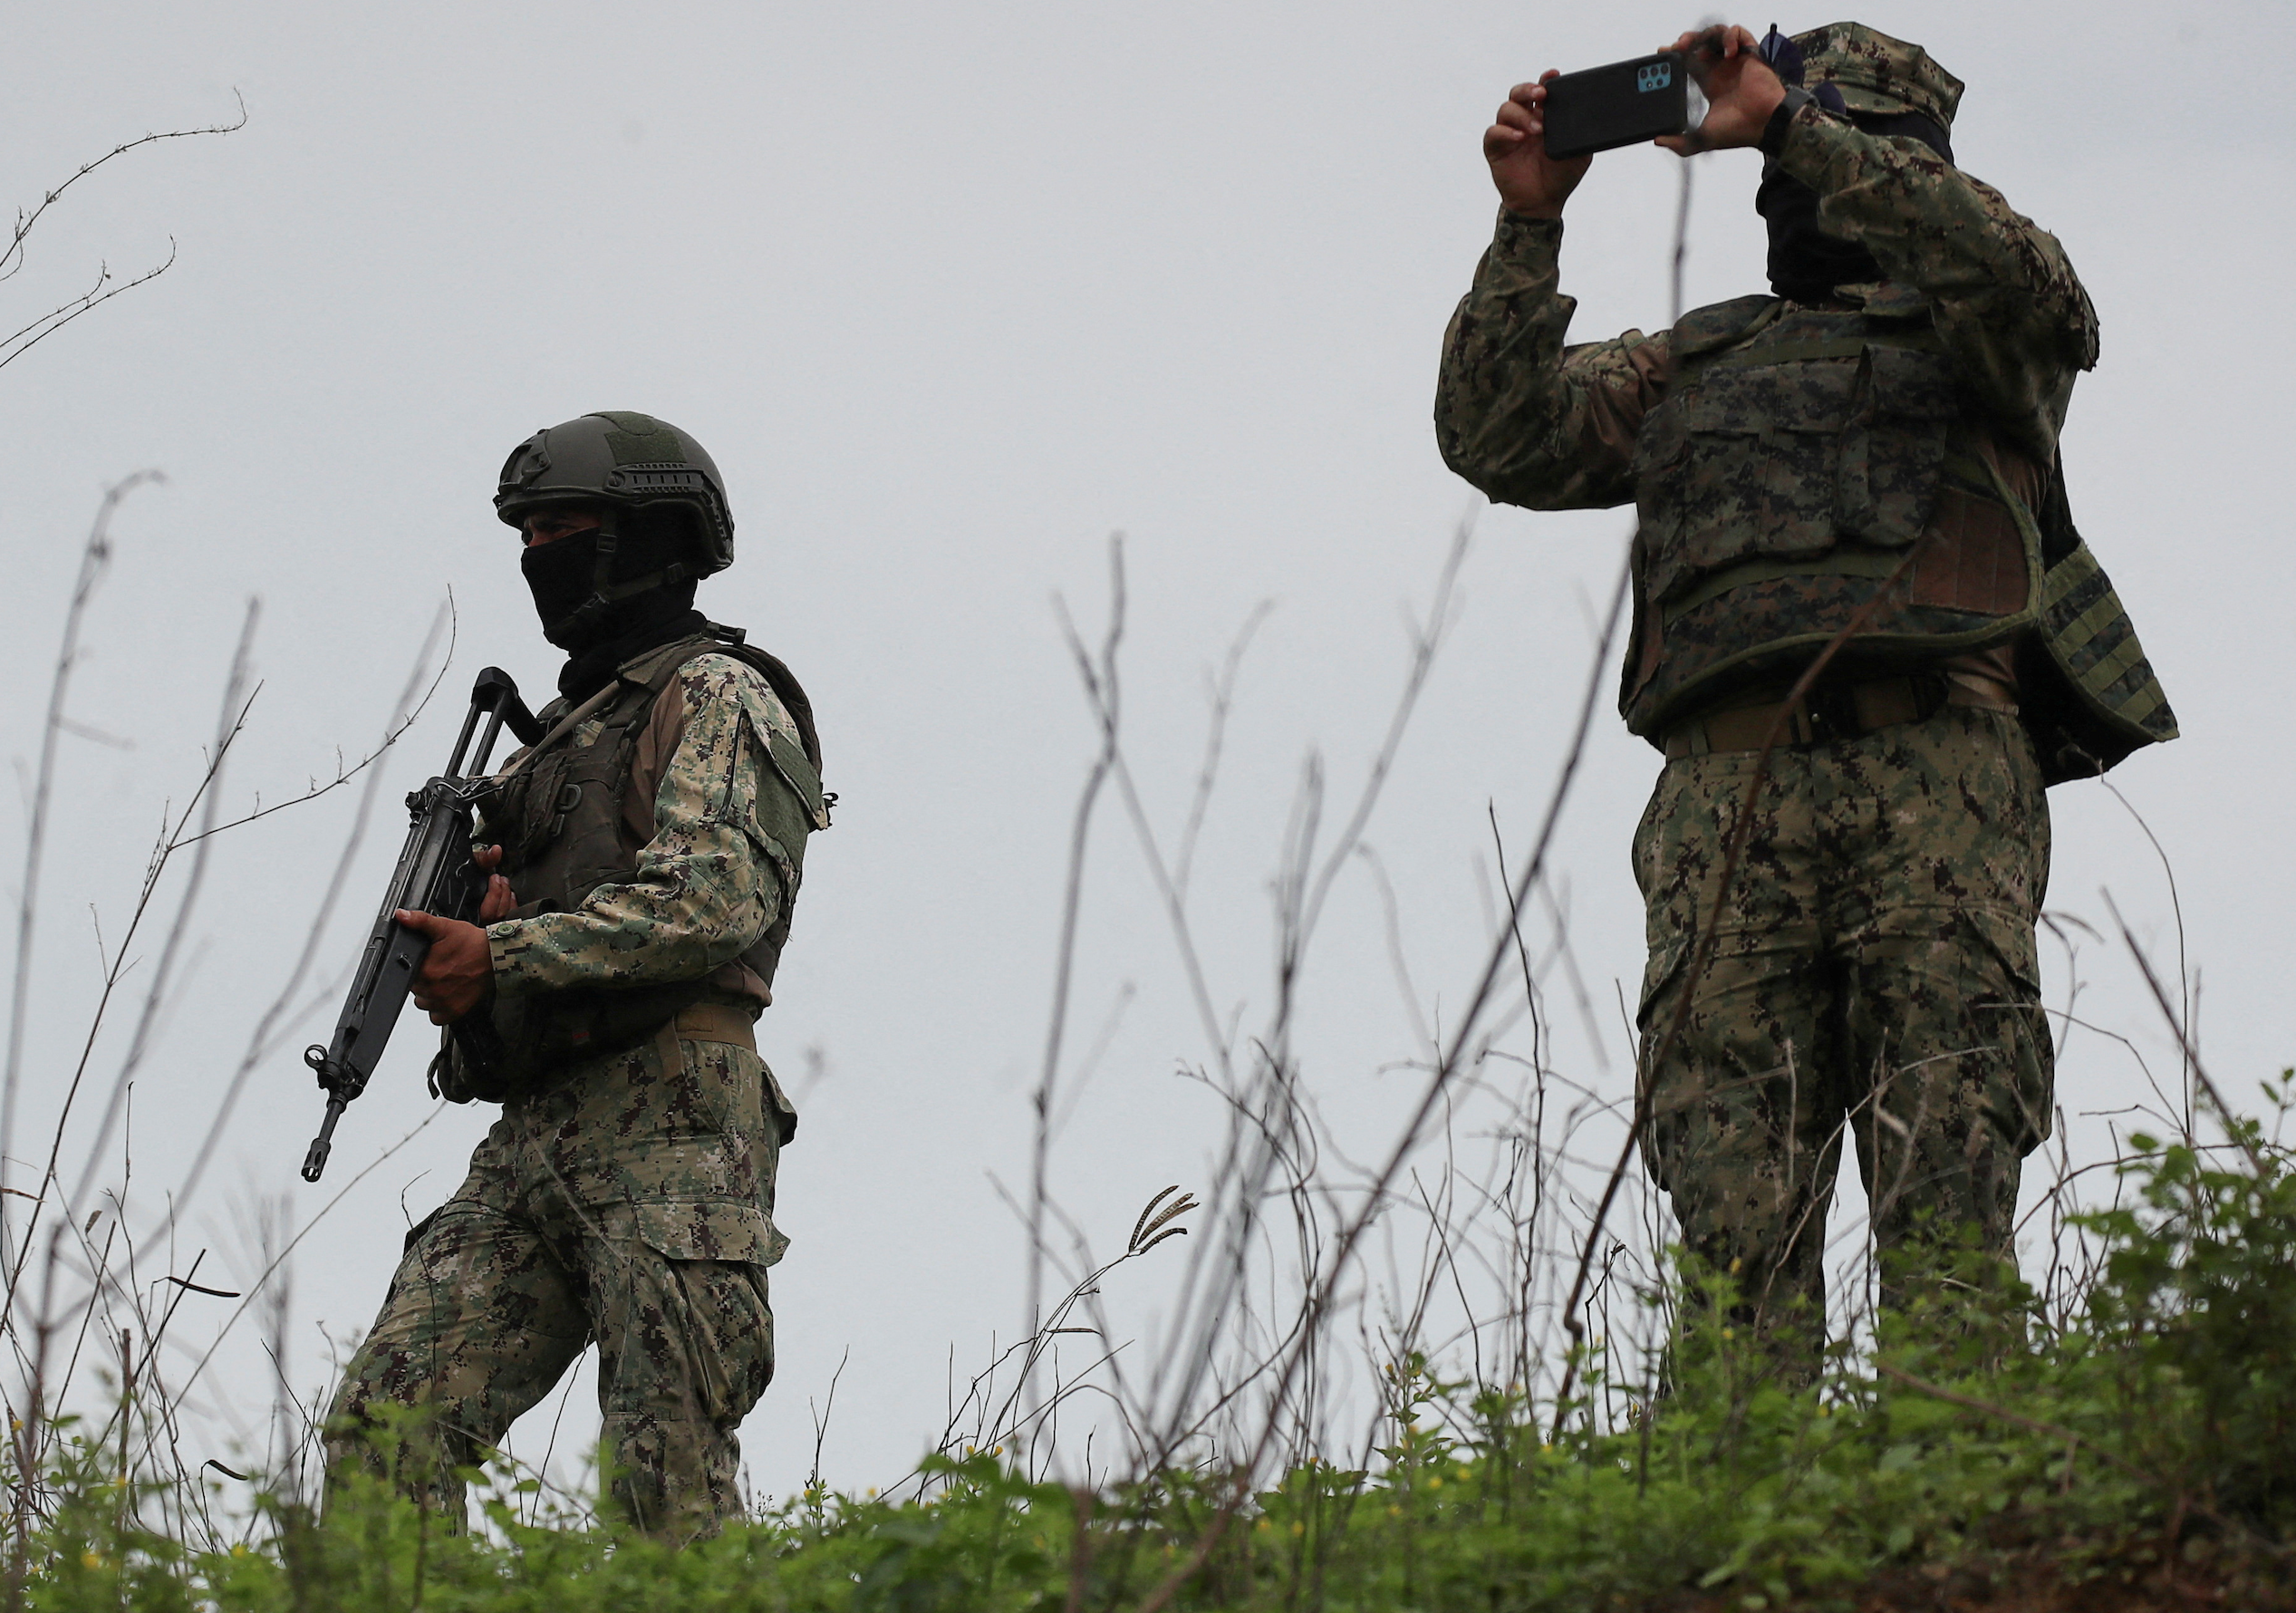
left=1656, top=24, right=1785, bottom=153
left=397, top=908, right=494, bottom=1024
left=474, top=844, right=516, bottom=923
left=1484, top=72, right=1592, bottom=218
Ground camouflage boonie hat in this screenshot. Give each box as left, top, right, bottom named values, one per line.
left=1790, top=22, right=1963, bottom=128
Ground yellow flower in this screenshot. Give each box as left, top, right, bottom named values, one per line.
left=80, top=1552, right=104, bottom=1570
left=1425, top=1475, right=1442, bottom=1490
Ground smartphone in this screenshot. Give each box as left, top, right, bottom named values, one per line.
left=1539, top=51, right=1703, bottom=159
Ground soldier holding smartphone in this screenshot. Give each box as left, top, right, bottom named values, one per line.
left=1436, top=24, right=2174, bottom=1369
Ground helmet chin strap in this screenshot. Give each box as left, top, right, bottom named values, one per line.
left=541, top=507, right=696, bottom=651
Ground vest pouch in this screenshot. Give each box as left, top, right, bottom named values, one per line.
left=543, top=747, right=643, bottom=913
left=2015, top=541, right=2179, bottom=784
left=1635, top=356, right=1860, bottom=608
left=484, top=673, right=657, bottom=914
left=1626, top=394, right=1690, bottom=564
left=1835, top=343, right=1956, bottom=546
left=444, top=630, right=829, bottom=1101
left=482, top=743, right=573, bottom=874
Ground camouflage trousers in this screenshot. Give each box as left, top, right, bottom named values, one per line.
left=325, top=1023, right=785, bottom=1539
left=1632, top=703, right=2053, bottom=1338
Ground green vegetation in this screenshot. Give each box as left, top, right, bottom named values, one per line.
left=12, top=1082, right=2296, bottom=1612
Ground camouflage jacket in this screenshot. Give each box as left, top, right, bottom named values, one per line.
left=1435, top=99, right=2098, bottom=494
left=1435, top=101, right=2118, bottom=738
left=408, top=643, right=825, bottom=1252
left=485, top=649, right=819, bottom=1006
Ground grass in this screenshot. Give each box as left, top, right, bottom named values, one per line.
left=5, top=101, right=2275, bottom=1613
left=12, top=1088, right=2296, bottom=1613
left=5, top=529, right=2284, bottom=1612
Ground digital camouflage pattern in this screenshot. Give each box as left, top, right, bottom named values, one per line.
left=1435, top=97, right=2096, bottom=488
left=328, top=652, right=815, bottom=1537
left=327, top=1033, right=783, bottom=1536
left=1792, top=21, right=1964, bottom=127
left=1434, top=94, right=2171, bottom=751
left=1432, top=52, right=2140, bottom=1332
left=1619, top=293, right=2044, bottom=734
left=488, top=649, right=819, bottom=1002
left=1634, top=705, right=2052, bottom=1349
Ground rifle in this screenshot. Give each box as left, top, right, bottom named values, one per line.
left=299, top=667, right=541, bottom=1182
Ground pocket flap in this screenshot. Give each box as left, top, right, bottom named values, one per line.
left=1635, top=940, right=1692, bottom=1032
left=632, top=1199, right=787, bottom=1267
left=1683, top=355, right=1861, bottom=434
left=761, top=723, right=828, bottom=830
left=1957, top=905, right=2043, bottom=996
left=1864, top=343, right=1957, bottom=420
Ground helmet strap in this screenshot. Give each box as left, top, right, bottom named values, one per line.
left=539, top=507, right=698, bottom=650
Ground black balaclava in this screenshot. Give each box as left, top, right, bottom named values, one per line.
left=519, top=508, right=705, bottom=701
left=1754, top=26, right=1954, bottom=304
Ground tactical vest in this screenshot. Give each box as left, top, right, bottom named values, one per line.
left=438, top=625, right=828, bottom=1104
left=1623, top=289, right=2175, bottom=783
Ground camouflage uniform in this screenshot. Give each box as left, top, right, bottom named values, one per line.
left=327, top=648, right=818, bottom=1536
left=1435, top=28, right=2171, bottom=1337
left=1631, top=706, right=2052, bottom=1321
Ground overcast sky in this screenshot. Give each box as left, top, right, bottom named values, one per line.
left=3, top=0, right=2290, bottom=1502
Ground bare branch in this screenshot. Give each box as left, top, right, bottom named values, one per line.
left=0, top=241, right=178, bottom=376
left=1, top=92, right=248, bottom=284
left=4, top=472, right=159, bottom=1228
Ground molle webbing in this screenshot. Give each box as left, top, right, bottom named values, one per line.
left=1680, top=328, right=1945, bottom=376
left=1971, top=456, right=2176, bottom=778
left=1657, top=345, right=1998, bottom=630
left=495, top=631, right=823, bottom=913
left=1626, top=302, right=2031, bottom=735
left=1628, top=293, right=2174, bottom=781
left=1663, top=546, right=1914, bottom=625
left=446, top=631, right=824, bottom=1103
left=2036, top=549, right=2167, bottom=728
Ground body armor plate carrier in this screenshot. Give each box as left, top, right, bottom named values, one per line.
left=1624, top=289, right=2175, bottom=784
left=436, top=625, right=826, bottom=1106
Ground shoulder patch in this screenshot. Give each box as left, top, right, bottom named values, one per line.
left=752, top=711, right=828, bottom=832
left=675, top=652, right=828, bottom=833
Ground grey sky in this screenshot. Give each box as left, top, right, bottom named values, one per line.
left=3, top=0, right=2288, bottom=1499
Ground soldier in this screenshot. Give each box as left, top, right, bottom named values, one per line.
left=324, top=411, right=831, bottom=1535
left=1435, top=25, right=2175, bottom=1356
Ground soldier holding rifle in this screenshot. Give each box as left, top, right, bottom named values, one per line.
left=1435, top=24, right=2174, bottom=1363
left=320, top=411, right=829, bottom=1535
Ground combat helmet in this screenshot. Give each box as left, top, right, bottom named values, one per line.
left=495, top=410, right=736, bottom=575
